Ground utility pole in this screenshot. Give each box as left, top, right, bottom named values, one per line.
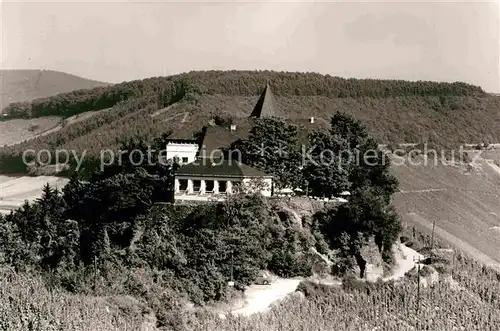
left=230, top=252, right=234, bottom=284
left=430, top=219, right=436, bottom=250
left=451, top=250, right=456, bottom=278
left=93, top=255, right=98, bottom=293
left=413, top=256, right=421, bottom=315
left=430, top=219, right=437, bottom=264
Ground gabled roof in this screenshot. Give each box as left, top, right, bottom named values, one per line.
left=197, top=120, right=254, bottom=157
left=250, top=83, right=277, bottom=118
left=175, top=158, right=272, bottom=178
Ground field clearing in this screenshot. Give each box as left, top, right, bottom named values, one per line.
left=0, top=108, right=112, bottom=147
left=0, top=175, right=69, bottom=214
left=392, top=157, right=500, bottom=269
left=0, top=116, right=62, bottom=146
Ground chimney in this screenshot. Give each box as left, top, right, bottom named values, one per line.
left=310, top=117, right=315, bottom=124
left=230, top=124, right=237, bottom=131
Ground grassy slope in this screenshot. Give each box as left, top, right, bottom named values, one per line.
left=1, top=71, right=499, bottom=330
left=0, top=108, right=115, bottom=148
left=0, top=69, right=109, bottom=110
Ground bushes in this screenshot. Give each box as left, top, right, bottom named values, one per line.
left=269, top=249, right=313, bottom=278
left=0, top=188, right=319, bottom=307
left=0, top=270, right=145, bottom=331
left=136, top=195, right=317, bottom=302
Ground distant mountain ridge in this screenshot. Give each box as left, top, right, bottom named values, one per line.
left=0, top=69, right=109, bottom=111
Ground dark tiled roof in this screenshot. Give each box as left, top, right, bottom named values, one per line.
left=250, top=83, right=277, bottom=118
left=175, top=159, right=272, bottom=178
left=198, top=120, right=254, bottom=156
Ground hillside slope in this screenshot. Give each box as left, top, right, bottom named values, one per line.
left=392, top=155, right=500, bottom=269
left=0, top=69, right=109, bottom=110
left=1, top=70, right=499, bottom=175
left=187, top=94, right=500, bottom=145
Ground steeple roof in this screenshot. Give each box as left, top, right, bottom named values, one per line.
left=250, top=83, right=277, bottom=118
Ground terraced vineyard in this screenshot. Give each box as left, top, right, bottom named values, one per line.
left=4, top=242, right=498, bottom=331
left=392, top=154, right=500, bottom=271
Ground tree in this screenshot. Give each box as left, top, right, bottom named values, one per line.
left=348, top=136, right=398, bottom=203
left=62, top=171, right=88, bottom=212
left=64, top=168, right=158, bottom=262
left=312, top=187, right=402, bottom=277
left=303, top=112, right=398, bottom=200
left=34, top=184, right=68, bottom=268
left=230, top=118, right=303, bottom=190
left=302, top=131, right=351, bottom=197
left=308, top=113, right=402, bottom=277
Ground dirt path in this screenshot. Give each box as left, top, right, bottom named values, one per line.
left=407, top=213, right=500, bottom=273
left=383, top=244, right=423, bottom=281
left=228, top=243, right=423, bottom=317
left=230, top=278, right=303, bottom=317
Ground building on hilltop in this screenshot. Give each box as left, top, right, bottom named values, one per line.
left=165, top=84, right=281, bottom=201
left=174, top=158, right=273, bottom=202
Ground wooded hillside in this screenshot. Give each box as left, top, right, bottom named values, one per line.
left=1, top=70, right=499, bottom=175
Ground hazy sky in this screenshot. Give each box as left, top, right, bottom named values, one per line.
left=1, top=0, right=499, bottom=92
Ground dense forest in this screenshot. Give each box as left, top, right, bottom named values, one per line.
left=1, top=70, right=486, bottom=119
left=1, top=70, right=499, bottom=175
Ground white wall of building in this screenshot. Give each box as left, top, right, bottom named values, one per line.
left=166, top=142, right=199, bottom=164
left=175, top=176, right=238, bottom=195
left=174, top=175, right=273, bottom=200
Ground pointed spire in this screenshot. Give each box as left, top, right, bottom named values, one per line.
left=250, top=82, right=277, bottom=118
